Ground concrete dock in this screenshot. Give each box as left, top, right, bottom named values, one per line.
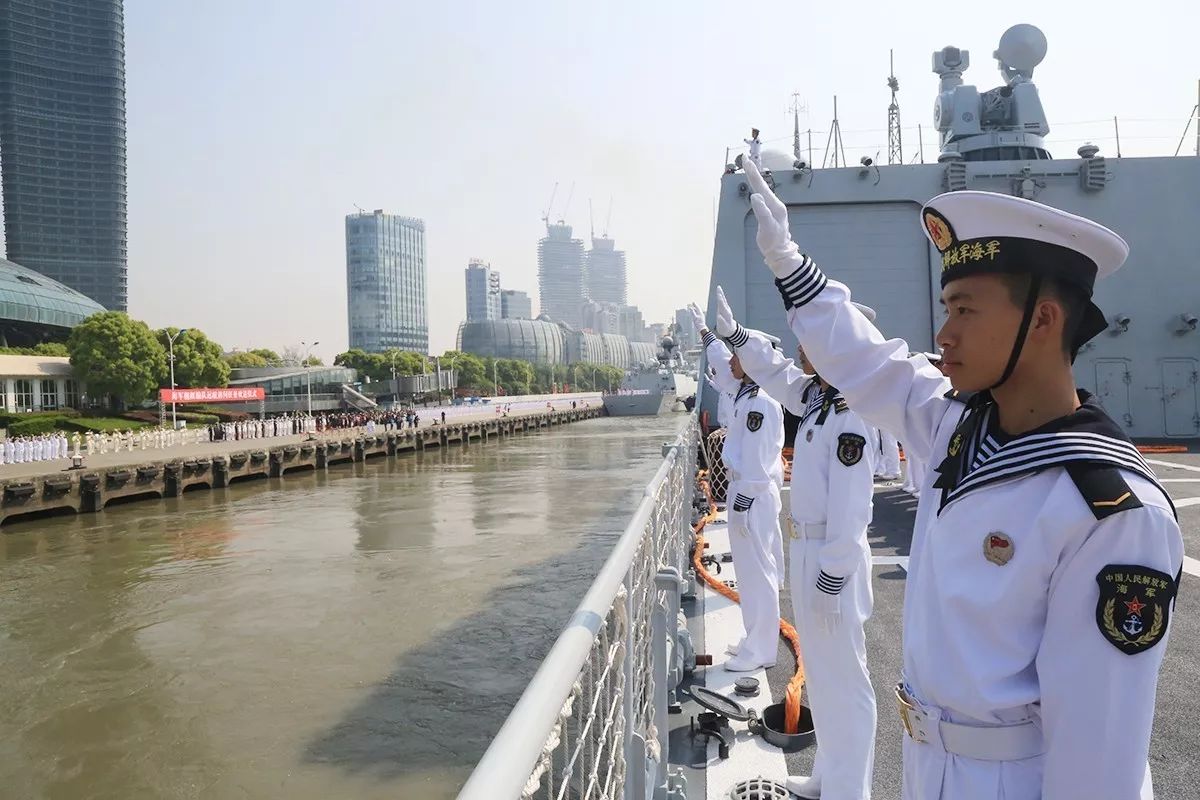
left=0, top=405, right=604, bottom=526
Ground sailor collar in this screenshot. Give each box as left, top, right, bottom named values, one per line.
left=933, top=390, right=1173, bottom=517
left=799, top=383, right=848, bottom=426
left=735, top=382, right=760, bottom=403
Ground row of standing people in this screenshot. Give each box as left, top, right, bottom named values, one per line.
left=689, top=159, right=1181, bottom=800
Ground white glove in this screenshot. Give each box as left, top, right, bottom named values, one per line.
left=714, top=285, right=737, bottom=338
left=813, top=575, right=843, bottom=634
left=687, top=303, right=707, bottom=335
left=744, top=158, right=802, bottom=278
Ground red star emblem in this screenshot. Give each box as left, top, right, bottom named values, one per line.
left=1124, top=596, right=1146, bottom=615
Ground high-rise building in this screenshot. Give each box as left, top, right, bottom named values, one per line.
left=345, top=210, right=428, bottom=353
left=537, top=222, right=585, bottom=328
left=465, top=258, right=501, bottom=322
left=501, top=289, right=532, bottom=320
left=618, top=304, right=648, bottom=343
left=581, top=299, right=620, bottom=335
left=0, top=0, right=128, bottom=311
left=584, top=235, right=627, bottom=306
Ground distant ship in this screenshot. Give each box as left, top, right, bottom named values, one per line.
left=603, top=336, right=698, bottom=416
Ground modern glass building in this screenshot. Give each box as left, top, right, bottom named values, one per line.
left=464, top=258, right=500, bottom=322
left=0, top=0, right=129, bottom=311
left=458, top=318, right=659, bottom=369
left=346, top=210, right=428, bottom=353
left=0, top=253, right=103, bottom=344
left=500, top=289, right=532, bottom=320
left=537, top=222, right=584, bottom=328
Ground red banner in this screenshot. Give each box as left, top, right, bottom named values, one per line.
left=159, top=387, right=265, bottom=404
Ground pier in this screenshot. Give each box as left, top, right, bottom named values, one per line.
left=0, top=406, right=603, bottom=526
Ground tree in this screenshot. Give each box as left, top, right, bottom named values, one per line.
left=437, top=350, right=486, bottom=393
left=156, top=328, right=230, bottom=388
left=224, top=351, right=269, bottom=369
left=249, top=348, right=283, bottom=366
left=68, top=312, right=168, bottom=407
left=32, top=342, right=69, bottom=357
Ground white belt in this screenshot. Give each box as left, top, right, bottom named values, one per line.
left=894, top=683, right=1043, bottom=762
left=791, top=518, right=826, bottom=540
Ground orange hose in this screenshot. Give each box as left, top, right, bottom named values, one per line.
left=692, top=473, right=805, bottom=735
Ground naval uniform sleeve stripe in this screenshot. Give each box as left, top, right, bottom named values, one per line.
left=728, top=324, right=749, bottom=348
left=701, top=330, right=716, bottom=347
left=816, top=571, right=845, bottom=594
left=774, top=255, right=828, bottom=309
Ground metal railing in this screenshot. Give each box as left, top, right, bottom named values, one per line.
left=458, top=418, right=698, bottom=800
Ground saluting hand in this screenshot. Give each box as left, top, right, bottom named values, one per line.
left=687, top=303, right=707, bottom=334
left=743, top=159, right=801, bottom=278
left=714, top=286, right=737, bottom=338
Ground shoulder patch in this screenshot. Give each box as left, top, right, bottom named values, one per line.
left=834, top=398, right=849, bottom=414
left=746, top=411, right=763, bottom=432
left=944, top=388, right=977, bottom=404
left=1066, top=463, right=1145, bottom=520
left=837, top=432, right=866, bottom=466
left=747, top=386, right=759, bottom=399
left=1095, top=564, right=1176, bottom=655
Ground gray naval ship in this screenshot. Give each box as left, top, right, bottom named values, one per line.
left=703, top=23, right=1200, bottom=440
left=603, top=335, right=699, bottom=416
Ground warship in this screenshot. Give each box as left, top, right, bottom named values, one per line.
left=603, top=335, right=698, bottom=416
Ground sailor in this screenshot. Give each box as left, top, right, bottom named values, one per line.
left=739, top=158, right=1183, bottom=799
left=689, top=303, right=735, bottom=428
left=715, top=286, right=879, bottom=800
left=700, top=303, right=785, bottom=672
left=875, top=427, right=901, bottom=482
left=744, top=127, right=763, bottom=170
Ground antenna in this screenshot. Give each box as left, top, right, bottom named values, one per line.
left=887, top=49, right=903, bottom=164
left=822, top=96, right=847, bottom=168
left=541, top=182, right=559, bottom=226
left=788, top=93, right=808, bottom=161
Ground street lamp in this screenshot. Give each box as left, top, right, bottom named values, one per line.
left=165, top=328, right=188, bottom=430
left=390, top=351, right=399, bottom=405
left=302, top=340, right=319, bottom=415
left=592, top=367, right=599, bottom=392
left=492, top=359, right=498, bottom=396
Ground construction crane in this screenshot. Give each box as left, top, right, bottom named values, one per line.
left=603, top=196, right=613, bottom=238
left=541, top=182, right=559, bottom=226
left=557, top=181, right=575, bottom=224
left=887, top=49, right=903, bottom=165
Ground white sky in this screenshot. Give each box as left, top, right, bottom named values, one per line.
left=123, top=0, right=1200, bottom=363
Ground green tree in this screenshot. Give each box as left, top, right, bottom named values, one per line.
left=249, top=348, right=283, bottom=366
left=437, top=350, right=486, bottom=393
left=495, top=358, right=533, bottom=395
left=224, top=351, right=269, bottom=369
left=68, top=312, right=168, bottom=408
left=32, top=342, right=70, bottom=357
left=156, top=328, right=231, bottom=388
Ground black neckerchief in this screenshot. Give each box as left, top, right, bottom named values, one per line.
left=799, top=383, right=842, bottom=427
left=933, top=390, right=1171, bottom=514
left=735, top=382, right=759, bottom=404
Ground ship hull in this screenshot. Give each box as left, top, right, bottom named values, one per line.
left=602, top=392, right=675, bottom=416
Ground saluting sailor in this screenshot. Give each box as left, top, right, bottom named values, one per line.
left=690, top=303, right=736, bottom=429
left=902, top=352, right=946, bottom=497
left=739, top=157, right=1183, bottom=799
left=715, top=285, right=879, bottom=800
left=701, top=299, right=786, bottom=673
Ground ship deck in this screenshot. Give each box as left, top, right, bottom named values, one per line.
left=674, top=450, right=1200, bottom=799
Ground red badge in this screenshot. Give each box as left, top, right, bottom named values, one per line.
left=983, top=532, right=1013, bottom=566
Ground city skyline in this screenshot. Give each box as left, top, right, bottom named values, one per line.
left=102, top=1, right=1200, bottom=364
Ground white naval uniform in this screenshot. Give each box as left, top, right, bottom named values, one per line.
left=733, top=327, right=878, bottom=800
left=705, top=329, right=785, bottom=587
left=772, top=257, right=1183, bottom=799
left=876, top=427, right=901, bottom=479
left=719, top=376, right=785, bottom=668
left=744, top=137, right=763, bottom=169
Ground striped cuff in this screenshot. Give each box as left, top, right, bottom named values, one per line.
left=731, top=493, right=755, bottom=512
left=774, top=254, right=828, bottom=310
left=816, top=570, right=845, bottom=595
left=727, top=324, right=749, bottom=348
left=701, top=329, right=716, bottom=347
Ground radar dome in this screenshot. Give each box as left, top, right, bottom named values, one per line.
left=994, top=24, right=1047, bottom=74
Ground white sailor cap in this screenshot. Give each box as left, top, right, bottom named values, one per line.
left=851, top=302, right=876, bottom=322
left=920, top=190, right=1128, bottom=347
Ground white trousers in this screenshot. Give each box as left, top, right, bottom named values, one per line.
left=876, top=430, right=900, bottom=478
left=790, top=536, right=876, bottom=800
left=903, top=453, right=926, bottom=494
left=726, top=479, right=783, bottom=666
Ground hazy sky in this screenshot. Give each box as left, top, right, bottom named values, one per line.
left=124, top=0, right=1199, bottom=363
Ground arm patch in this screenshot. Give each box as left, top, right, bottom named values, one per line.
left=837, top=433, right=866, bottom=466
left=746, top=411, right=763, bottom=432
left=1095, top=564, right=1175, bottom=654
left=1066, top=463, right=1144, bottom=520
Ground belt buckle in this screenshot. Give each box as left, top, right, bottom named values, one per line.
left=894, top=683, right=928, bottom=744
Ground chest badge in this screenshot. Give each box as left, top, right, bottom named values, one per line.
left=983, top=532, right=1013, bottom=566
left=805, top=429, right=814, bottom=442
left=746, top=411, right=763, bottom=432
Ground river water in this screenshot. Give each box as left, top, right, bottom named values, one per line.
left=0, top=415, right=688, bottom=800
